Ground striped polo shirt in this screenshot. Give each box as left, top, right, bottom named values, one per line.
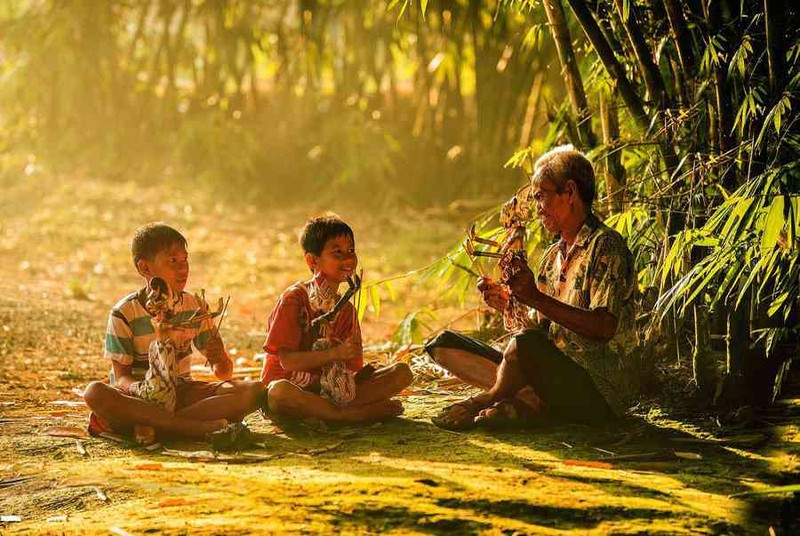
left=104, top=288, right=217, bottom=385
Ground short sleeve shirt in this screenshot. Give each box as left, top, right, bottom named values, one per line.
left=536, top=214, right=639, bottom=415
left=261, top=281, right=362, bottom=386
left=104, top=289, right=218, bottom=384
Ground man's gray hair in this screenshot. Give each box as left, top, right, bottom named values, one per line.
left=531, top=144, right=596, bottom=207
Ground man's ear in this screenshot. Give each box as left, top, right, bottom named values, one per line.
left=565, top=180, right=579, bottom=202
left=136, top=258, right=152, bottom=278
left=304, top=252, right=317, bottom=272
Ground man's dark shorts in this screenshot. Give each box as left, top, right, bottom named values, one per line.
left=425, top=330, right=616, bottom=424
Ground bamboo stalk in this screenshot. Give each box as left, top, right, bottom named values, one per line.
left=662, top=0, right=696, bottom=77
left=599, top=87, right=624, bottom=214
left=541, top=0, right=597, bottom=148
left=613, top=0, right=666, bottom=108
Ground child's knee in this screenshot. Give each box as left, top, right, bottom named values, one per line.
left=246, top=381, right=267, bottom=408
left=391, top=362, right=414, bottom=389
left=266, top=380, right=294, bottom=412
left=83, top=381, right=111, bottom=411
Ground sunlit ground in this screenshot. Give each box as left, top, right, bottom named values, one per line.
left=1, top=171, right=798, bottom=534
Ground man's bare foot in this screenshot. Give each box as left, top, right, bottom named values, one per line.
left=432, top=392, right=493, bottom=430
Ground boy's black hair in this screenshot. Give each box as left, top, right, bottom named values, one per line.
left=300, top=214, right=354, bottom=256
left=131, top=223, right=187, bottom=266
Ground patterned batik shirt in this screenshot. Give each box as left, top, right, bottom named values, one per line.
left=535, top=213, right=639, bottom=416
left=104, top=288, right=218, bottom=386
left=261, top=274, right=363, bottom=387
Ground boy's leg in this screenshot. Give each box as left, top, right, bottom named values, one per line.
left=350, top=362, right=413, bottom=407
left=267, top=379, right=402, bottom=422
left=174, top=380, right=266, bottom=422
left=83, top=381, right=226, bottom=438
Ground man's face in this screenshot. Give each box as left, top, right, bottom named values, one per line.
left=138, top=242, right=190, bottom=292
left=308, top=234, right=358, bottom=286
left=532, top=179, right=570, bottom=235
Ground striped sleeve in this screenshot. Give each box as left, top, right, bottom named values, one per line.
left=104, top=309, right=135, bottom=365
left=192, top=299, right=219, bottom=352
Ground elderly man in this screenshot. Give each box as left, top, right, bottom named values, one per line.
left=427, top=145, right=638, bottom=429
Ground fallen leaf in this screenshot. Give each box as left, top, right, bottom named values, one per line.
left=134, top=463, right=164, bottom=471
left=158, top=498, right=188, bottom=507
left=303, top=441, right=344, bottom=456
left=75, top=440, right=87, bottom=456
left=673, top=451, right=703, bottom=460
left=50, top=400, right=86, bottom=407
left=0, top=476, right=34, bottom=488
left=94, top=487, right=108, bottom=502
left=43, top=426, right=89, bottom=438
left=562, top=460, right=613, bottom=470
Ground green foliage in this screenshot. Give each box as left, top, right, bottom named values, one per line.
left=392, top=308, right=437, bottom=345
left=657, top=165, right=799, bottom=352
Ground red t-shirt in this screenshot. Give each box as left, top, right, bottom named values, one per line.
left=261, top=281, right=362, bottom=386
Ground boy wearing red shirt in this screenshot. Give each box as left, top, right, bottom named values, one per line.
left=261, top=215, right=412, bottom=421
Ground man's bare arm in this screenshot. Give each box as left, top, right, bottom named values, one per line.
left=507, top=266, right=617, bottom=342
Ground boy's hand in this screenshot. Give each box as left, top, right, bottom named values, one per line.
left=205, top=332, right=233, bottom=380
left=334, top=339, right=362, bottom=362
left=477, top=277, right=509, bottom=312
left=213, top=357, right=234, bottom=381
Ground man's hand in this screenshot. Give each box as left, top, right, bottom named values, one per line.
left=477, top=277, right=509, bottom=312
left=505, top=258, right=542, bottom=307
left=333, top=338, right=362, bottom=362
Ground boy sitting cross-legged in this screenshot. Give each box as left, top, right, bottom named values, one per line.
left=261, top=214, right=413, bottom=422
left=83, top=223, right=265, bottom=441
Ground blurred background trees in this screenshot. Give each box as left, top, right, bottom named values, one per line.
left=0, top=0, right=566, bottom=205
left=1, top=0, right=797, bottom=410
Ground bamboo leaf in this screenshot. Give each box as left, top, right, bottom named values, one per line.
left=761, top=196, right=785, bottom=250
left=369, top=285, right=381, bottom=318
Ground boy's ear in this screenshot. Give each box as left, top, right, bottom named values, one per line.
left=135, top=258, right=152, bottom=278
left=304, top=252, right=317, bottom=272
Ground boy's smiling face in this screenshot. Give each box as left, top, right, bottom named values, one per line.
left=136, top=242, right=190, bottom=292
left=306, top=234, right=357, bottom=287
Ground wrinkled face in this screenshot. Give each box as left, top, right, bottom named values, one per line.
left=137, top=242, right=190, bottom=292
left=532, top=179, right=571, bottom=235
left=307, top=234, right=358, bottom=286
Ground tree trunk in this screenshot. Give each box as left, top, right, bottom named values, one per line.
left=541, top=0, right=597, bottom=148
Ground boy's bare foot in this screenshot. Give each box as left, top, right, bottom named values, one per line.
left=346, top=399, right=403, bottom=422
left=134, top=424, right=156, bottom=445
left=185, top=418, right=227, bottom=437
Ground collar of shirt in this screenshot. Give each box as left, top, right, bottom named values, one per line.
left=555, top=213, right=600, bottom=281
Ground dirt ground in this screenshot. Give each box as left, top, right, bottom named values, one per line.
left=1, top=171, right=798, bottom=534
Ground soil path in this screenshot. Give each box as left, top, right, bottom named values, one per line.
left=1, top=174, right=797, bottom=534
